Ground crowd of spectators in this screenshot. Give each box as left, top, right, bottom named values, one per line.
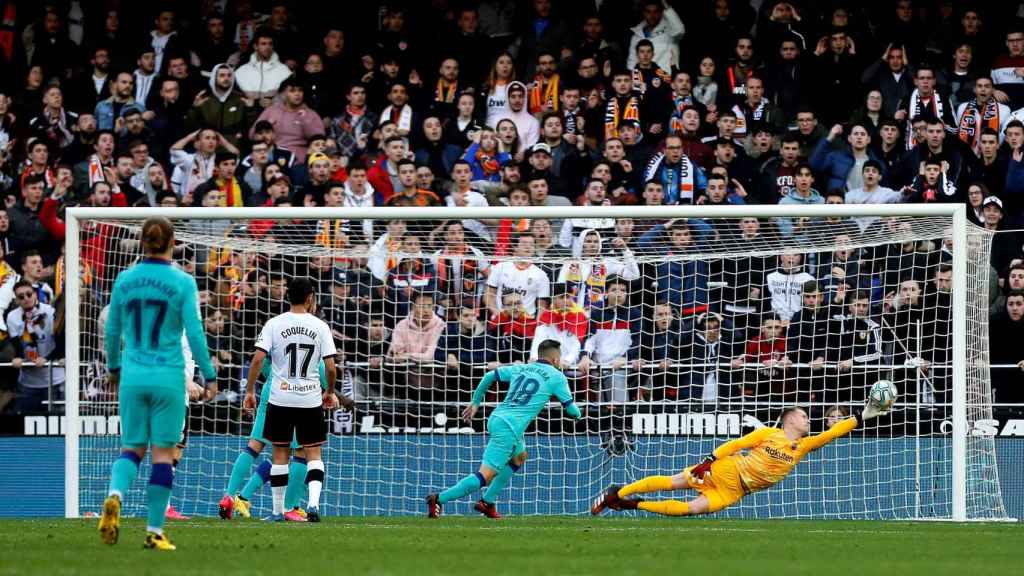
left=0, top=0, right=1023, bottom=416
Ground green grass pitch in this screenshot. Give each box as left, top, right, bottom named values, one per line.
left=0, top=517, right=1019, bottom=575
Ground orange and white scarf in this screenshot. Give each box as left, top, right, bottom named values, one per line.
left=604, top=95, right=639, bottom=140
left=435, top=79, right=458, bottom=103
left=957, top=98, right=1000, bottom=154
left=529, top=74, right=559, bottom=114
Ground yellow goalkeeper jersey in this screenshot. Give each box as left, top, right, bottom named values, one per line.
left=711, top=417, right=857, bottom=493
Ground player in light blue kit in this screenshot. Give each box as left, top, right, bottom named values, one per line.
left=427, top=339, right=582, bottom=518
left=98, top=217, right=217, bottom=551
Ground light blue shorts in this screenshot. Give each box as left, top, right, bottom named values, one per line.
left=481, top=416, right=526, bottom=471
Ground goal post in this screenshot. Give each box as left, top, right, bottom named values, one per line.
left=63, top=203, right=1006, bottom=521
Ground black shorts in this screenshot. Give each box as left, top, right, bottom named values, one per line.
left=265, top=403, right=327, bottom=447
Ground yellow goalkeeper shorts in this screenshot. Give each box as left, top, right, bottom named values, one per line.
left=682, top=457, right=746, bottom=513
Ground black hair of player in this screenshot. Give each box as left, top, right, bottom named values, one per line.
left=537, top=339, right=561, bottom=360
left=287, top=277, right=315, bottom=305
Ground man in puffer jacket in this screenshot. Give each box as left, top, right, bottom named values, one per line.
left=234, top=29, right=292, bottom=108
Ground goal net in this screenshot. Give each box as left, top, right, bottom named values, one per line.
left=65, top=205, right=1009, bottom=520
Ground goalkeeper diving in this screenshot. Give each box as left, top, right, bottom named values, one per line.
left=427, top=339, right=582, bottom=519
left=591, top=394, right=891, bottom=516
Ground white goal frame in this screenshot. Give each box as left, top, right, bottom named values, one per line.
left=62, top=203, right=970, bottom=519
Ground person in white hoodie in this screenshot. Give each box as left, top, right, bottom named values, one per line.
left=495, top=81, right=539, bottom=152
left=626, top=0, right=685, bottom=72
left=765, top=253, right=816, bottom=323
left=234, top=30, right=292, bottom=108
left=342, top=166, right=376, bottom=244
left=557, top=228, right=640, bottom=309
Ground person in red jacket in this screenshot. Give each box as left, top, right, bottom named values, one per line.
left=366, top=135, right=407, bottom=203
left=732, top=314, right=792, bottom=399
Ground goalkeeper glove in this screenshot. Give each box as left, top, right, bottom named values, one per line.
left=855, top=400, right=887, bottom=426
left=689, top=455, right=716, bottom=484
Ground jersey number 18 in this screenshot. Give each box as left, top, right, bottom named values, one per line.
left=504, top=375, right=539, bottom=407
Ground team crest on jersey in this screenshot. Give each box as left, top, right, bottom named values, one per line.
left=280, top=380, right=290, bottom=390
left=858, top=331, right=867, bottom=341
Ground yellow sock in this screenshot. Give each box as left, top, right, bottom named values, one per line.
left=638, top=500, right=690, bottom=516
left=618, top=475, right=674, bottom=498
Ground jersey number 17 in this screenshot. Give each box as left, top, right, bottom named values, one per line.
left=285, top=343, right=315, bottom=378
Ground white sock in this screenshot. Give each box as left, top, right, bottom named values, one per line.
left=306, top=460, right=325, bottom=508
left=146, top=526, right=162, bottom=535
left=270, top=464, right=289, bottom=515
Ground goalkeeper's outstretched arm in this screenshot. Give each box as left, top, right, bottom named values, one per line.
left=800, top=398, right=887, bottom=452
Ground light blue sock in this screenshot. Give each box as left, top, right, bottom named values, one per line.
left=285, top=457, right=308, bottom=509
left=240, top=460, right=272, bottom=500
left=108, top=451, right=141, bottom=498
left=482, top=462, right=520, bottom=504
left=146, top=463, right=174, bottom=534
left=226, top=446, right=258, bottom=495
left=438, top=472, right=485, bottom=504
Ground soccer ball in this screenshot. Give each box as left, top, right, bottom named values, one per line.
left=869, top=380, right=898, bottom=410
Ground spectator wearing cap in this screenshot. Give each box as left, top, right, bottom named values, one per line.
left=320, top=266, right=363, bottom=346
left=186, top=63, right=256, bottom=148
left=250, top=76, right=323, bottom=164
left=981, top=196, right=1023, bottom=272
left=462, top=126, right=511, bottom=183
left=810, top=122, right=887, bottom=193
left=525, top=141, right=570, bottom=196
left=496, top=81, right=540, bottom=153
left=95, top=71, right=143, bottom=131
left=235, top=28, right=292, bottom=108
left=643, top=134, right=708, bottom=205
left=192, top=152, right=253, bottom=208
left=300, top=152, right=334, bottom=205
left=287, top=134, right=332, bottom=189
